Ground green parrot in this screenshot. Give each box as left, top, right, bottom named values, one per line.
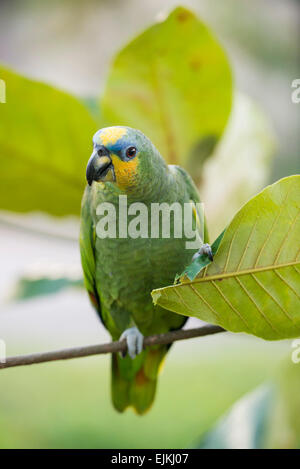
left=80, top=126, right=211, bottom=414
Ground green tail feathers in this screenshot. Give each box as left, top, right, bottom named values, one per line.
left=111, top=346, right=167, bottom=415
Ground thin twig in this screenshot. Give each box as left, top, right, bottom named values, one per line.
left=0, top=325, right=225, bottom=370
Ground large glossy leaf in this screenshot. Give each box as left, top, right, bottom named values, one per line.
left=0, top=66, right=98, bottom=216
left=101, top=7, right=232, bottom=168
left=200, top=93, right=275, bottom=240
left=152, top=175, right=300, bottom=340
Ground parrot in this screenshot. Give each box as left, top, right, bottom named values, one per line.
left=80, top=126, right=212, bottom=414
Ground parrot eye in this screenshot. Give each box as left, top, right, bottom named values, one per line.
left=126, top=146, right=137, bottom=159
left=97, top=147, right=106, bottom=156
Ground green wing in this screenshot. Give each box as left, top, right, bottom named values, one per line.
left=79, top=186, right=102, bottom=316
left=173, top=165, right=209, bottom=243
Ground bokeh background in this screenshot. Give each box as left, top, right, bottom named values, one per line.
left=0, top=0, right=299, bottom=449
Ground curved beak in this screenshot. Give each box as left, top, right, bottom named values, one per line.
left=86, top=146, right=115, bottom=185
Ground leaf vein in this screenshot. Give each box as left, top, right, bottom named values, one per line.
left=175, top=260, right=300, bottom=287
left=235, top=277, right=280, bottom=335
left=189, top=284, right=220, bottom=320
left=250, top=273, right=296, bottom=325
left=274, top=270, right=300, bottom=301
left=236, top=216, right=259, bottom=271
left=273, top=208, right=300, bottom=264
left=173, top=288, right=192, bottom=312
left=211, top=280, right=249, bottom=328
left=254, top=184, right=292, bottom=267
left=223, top=214, right=244, bottom=273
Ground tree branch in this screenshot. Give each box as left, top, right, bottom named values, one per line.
left=0, top=325, right=224, bottom=370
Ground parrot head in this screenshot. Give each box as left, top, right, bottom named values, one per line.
left=86, top=126, right=166, bottom=191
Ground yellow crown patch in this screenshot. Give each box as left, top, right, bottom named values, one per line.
left=98, top=127, right=127, bottom=146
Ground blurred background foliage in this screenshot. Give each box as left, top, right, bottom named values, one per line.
left=0, top=0, right=299, bottom=449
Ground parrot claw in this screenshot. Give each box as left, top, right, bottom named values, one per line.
left=119, top=327, right=144, bottom=359
left=192, top=243, right=213, bottom=262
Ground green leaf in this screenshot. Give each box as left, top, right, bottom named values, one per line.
left=10, top=273, right=84, bottom=301
left=152, top=175, right=300, bottom=340
left=200, top=93, right=275, bottom=240
left=101, top=7, right=232, bottom=168
left=0, top=66, right=98, bottom=216
left=178, top=229, right=225, bottom=282
left=197, top=385, right=274, bottom=449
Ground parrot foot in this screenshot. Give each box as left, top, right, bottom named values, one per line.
left=192, top=243, right=213, bottom=262
left=119, top=327, right=144, bottom=359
